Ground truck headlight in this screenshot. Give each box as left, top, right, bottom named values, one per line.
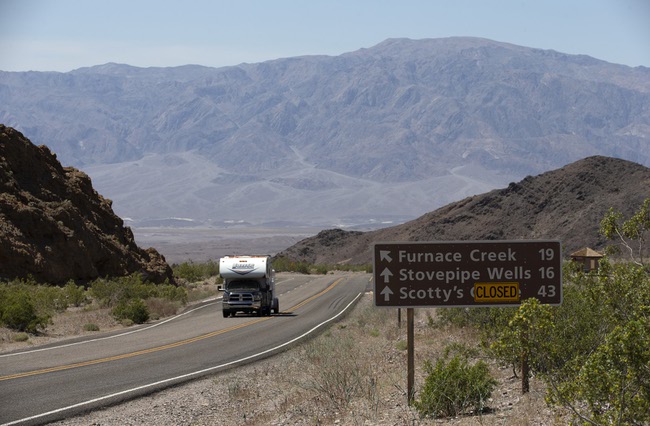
left=253, top=293, right=261, bottom=301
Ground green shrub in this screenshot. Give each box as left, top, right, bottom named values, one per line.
left=273, top=256, right=312, bottom=274
left=415, top=352, right=497, bottom=419
left=303, top=334, right=378, bottom=409
left=489, top=298, right=555, bottom=377
left=575, top=319, right=650, bottom=425
left=0, top=290, right=50, bottom=333
left=83, top=323, right=100, bottom=331
left=186, top=284, right=217, bottom=303
left=112, top=298, right=149, bottom=324
left=13, top=332, right=29, bottom=342
left=543, top=260, right=650, bottom=424
left=90, top=274, right=183, bottom=307
left=315, top=265, right=329, bottom=275
left=173, top=260, right=219, bottom=282
left=145, top=297, right=182, bottom=319
left=64, top=281, right=87, bottom=307
left=395, top=340, right=408, bottom=351
left=31, top=285, right=68, bottom=314
left=435, top=305, right=515, bottom=335
left=89, top=277, right=131, bottom=307
left=153, top=284, right=188, bottom=304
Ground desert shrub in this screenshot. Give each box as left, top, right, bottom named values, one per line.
left=173, top=260, right=219, bottom=282
left=31, top=285, right=68, bottom=314
left=600, top=198, right=650, bottom=265
left=112, top=298, right=149, bottom=324
left=271, top=257, right=371, bottom=274
left=90, top=276, right=141, bottom=307
left=12, top=332, right=29, bottom=342
left=294, top=262, right=311, bottom=274
left=145, top=297, right=182, bottom=319
left=303, top=334, right=378, bottom=409
left=575, top=319, right=650, bottom=425
left=186, top=284, right=217, bottom=303
left=486, top=258, right=650, bottom=424
left=315, top=265, right=329, bottom=275
left=543, top=260, right=650, bottom=424
left=0, top=289, right=50, bottom=333
left=63, top=281, right=87, bottom=307
left=415, top=351, right=497, bottom=419
left=153, top=283, right=188, bottom=304
left=90, top=274, right=185, bottom=306
left=273, top=256, right=312, bottom=274
left=435, top=305, right=515, bottom=335
left=83, top=323, right=100, bottom=331
left=334, top=263, right=373, bottom=273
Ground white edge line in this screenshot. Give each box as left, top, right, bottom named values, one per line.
left=0, top=299, right=221, bottom=358
left=3, top=292, right=363, bottom=426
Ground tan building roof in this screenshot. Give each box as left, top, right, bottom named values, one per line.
left=570, top=247, right=604, bottom=258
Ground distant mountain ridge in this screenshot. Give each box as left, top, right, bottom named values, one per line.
left=1, top=37, right=649, bottom=226
left=276, top=155, right=650, bottom=264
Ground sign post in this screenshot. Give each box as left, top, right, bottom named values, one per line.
left=373, top=240, right=562, bottom=402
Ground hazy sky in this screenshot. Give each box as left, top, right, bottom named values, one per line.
left=1, top=0, right=649, bottom=72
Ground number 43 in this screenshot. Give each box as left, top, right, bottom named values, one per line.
left=538, top=285, right=556, bottom=297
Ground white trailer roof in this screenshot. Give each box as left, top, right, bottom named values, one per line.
left=220, top=255, right=270, bottom=279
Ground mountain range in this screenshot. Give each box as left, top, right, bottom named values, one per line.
left=1, top=37, right=649, bottom=227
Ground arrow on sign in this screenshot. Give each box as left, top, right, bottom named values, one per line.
left=380, top=267, right=393, bottom=283
left=380, top=250, right=392, bottom=262
left=381, top=286, right=394, bottom=302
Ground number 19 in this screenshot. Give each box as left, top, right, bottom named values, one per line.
left=539, top=248, right=555, bottom=261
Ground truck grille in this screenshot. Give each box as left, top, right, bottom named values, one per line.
left=230, top=293, right=253, bottom=302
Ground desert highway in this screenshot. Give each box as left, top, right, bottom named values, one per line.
left=0, top=272, right=370, bottom=425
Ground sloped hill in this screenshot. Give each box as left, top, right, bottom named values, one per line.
left=276, top=156, right=650, bottom=264
left=0, top=125, right=173, bottom=284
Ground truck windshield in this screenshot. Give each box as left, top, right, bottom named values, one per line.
left=226, top=280, right=259, bottom=291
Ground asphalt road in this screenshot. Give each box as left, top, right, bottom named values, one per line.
left=0, top=272, right=371, bottom=425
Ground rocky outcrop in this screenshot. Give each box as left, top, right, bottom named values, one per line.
left=0, top=125, right=173, bottom=284
left=277, top=156, right=650, bottom=265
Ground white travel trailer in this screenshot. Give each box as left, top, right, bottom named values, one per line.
left=219, top=255, right=279, bottom=317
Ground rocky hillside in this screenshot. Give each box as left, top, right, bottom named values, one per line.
left=277, top=156, right=650, bottom=264
left=0, top=125, right=173, bottom=284
left=2, top=37, right=649, bottom=226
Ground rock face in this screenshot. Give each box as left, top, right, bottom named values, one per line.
left=0, top=125, right=173, bottom=284
left=277, top=156, right=650, bottom=264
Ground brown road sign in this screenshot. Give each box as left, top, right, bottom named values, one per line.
left=373, top=240, right=562, bottom=307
